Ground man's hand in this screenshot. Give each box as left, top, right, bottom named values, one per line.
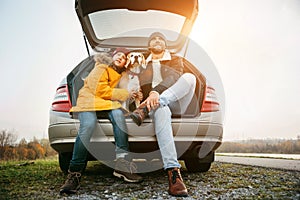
left=144, top=91, right=160, bottom=111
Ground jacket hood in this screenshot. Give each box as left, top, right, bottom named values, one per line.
left=93, top=52, right=113, bottom=64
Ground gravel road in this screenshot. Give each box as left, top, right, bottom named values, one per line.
left=55, top=161, right=300, bottom=200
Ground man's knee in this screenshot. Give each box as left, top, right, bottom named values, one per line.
left=153, top=106, right=172, bottom=120
left=182, top=73, right=196, bottom=87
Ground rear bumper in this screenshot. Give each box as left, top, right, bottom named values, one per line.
left=49, top=121, right=222, bottom=156
left=48, top=110, right=223, bottom=159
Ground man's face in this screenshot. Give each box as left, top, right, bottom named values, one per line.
left=148, top=36, right=166, bottom=54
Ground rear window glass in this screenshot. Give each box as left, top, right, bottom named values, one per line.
left=89, top=9, right=185, bottom=41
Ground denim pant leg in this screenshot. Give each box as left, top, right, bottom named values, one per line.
left=160, top=73, right=196, bottom=115
left=151, top=106, right=181, bottom=170
left=69, top=111, right=97, bottom=172
left=108, top=109, right=129, bottom=158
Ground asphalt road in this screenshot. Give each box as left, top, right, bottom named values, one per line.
left=215, top=155, right=300, bottom=171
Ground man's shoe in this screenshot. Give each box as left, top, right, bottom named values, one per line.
left=60, top=171, right=81, bottom=194
left=167, top=168, right=188, bottom=197
left=113, top=158, right=143, bottom=183
left=129, top=104, right=149, bottom=126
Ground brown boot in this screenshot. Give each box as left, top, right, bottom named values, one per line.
left=167, top=168, right=188, bottom=197
left=129, top=104, right=149, bottom=126
left=60, top=170, right=81, bottom=194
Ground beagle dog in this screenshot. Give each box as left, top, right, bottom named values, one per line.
left=118, top=52, right=146, bottom=111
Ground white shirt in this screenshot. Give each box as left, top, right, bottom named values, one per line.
left=146, top=51, right=172, bottom=88
left=151, top=60, right=163, bottom=88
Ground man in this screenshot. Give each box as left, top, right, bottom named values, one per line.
left=130, top=32, right=196, bottom=197
left=60, top=48, right=143, bottom=195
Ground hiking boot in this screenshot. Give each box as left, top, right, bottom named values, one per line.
left=60, top=171, right=81, bottom=194
left=167, top=168, right=188, bottom=197
left=129, top=104, right=149, bottom=126
left=113, top=158, right=143, bottom=183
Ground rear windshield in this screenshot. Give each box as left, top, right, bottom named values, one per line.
left=89, top=9, right=185, bottom=41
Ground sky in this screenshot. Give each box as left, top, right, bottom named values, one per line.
left=0, top=0, right=300, bottom=141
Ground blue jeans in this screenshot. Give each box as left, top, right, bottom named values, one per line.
left=151, top=73, right=196, bottom=170
left=69, top=109, right=129, bottom=172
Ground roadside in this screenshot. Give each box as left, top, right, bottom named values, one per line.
left=215, top=155, right=300, bottom=171
left=1, top=159, right=299, bottom=199
left=216, top=153, right=300, bottom=160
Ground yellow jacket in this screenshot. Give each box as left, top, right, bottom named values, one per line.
left=70, top=62, right=129, bottom=112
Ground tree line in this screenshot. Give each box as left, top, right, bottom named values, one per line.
left=0, top=129, right=57, bottom=161
left=217, top=138, right=300, bottom=154
left=1, top=129, right=300, bottom=160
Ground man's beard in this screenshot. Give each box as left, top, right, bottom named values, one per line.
left=149, top=46, right=164, bottom=54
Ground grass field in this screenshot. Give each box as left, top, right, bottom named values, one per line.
left=0, top=157, right=64, bottom=199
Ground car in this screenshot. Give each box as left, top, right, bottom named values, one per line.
left=48, top=0, right=224, bottom=174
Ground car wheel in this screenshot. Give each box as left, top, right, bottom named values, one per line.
left=184, top=158, right=212, bottom=173
left=58, top=152, right=88, bottom=174
left=183, top=151, right=215, bottom=173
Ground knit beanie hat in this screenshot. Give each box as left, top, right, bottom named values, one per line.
left=112, top=47, right=130, bottom=56
left=148, top=32, right=167, bottom=45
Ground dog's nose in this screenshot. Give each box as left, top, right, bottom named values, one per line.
left=134, top=55, right=139, bottom=62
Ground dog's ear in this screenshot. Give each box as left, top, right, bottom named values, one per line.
left=124, top=53, right=131, bottom=68
left=141, top=54, right=147, bottom=69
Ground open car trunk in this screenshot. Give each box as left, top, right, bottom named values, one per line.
left=75, top=0, right=198, bottom=51
left=67, top=53, right=206, bottom=118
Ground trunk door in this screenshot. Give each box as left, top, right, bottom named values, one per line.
left=75, top=0, right=198, bottom=51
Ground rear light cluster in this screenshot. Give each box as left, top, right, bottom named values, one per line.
left=51, top=84, right=72, bottom=112
left=201, top=86, right=220, bottom=112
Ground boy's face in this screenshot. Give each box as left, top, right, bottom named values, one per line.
left=112, top=52, right=126, bottom=68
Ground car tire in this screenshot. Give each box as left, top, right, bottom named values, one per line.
left=58, top=152, right=87, bottom=174
left=184, top=158, right=212, bottom=172
left=183, top=151, right=215, bottom=172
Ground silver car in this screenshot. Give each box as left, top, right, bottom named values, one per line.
left=48, top=0, right=224, bottom=173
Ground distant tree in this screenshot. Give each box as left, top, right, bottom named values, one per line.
left=217, top=139, right=300, bottom=154
left=0, top=132, right=58, bottom=160
left=295, top=140, right=300, bottom=153
left=3, top=147, right=17, bottom=160
left=28, top=141, right=45, bottom=159
left=0, top=129, right=18, bottom=160
left=280, top=141, right=293, bottom=153
left=0, top=129, right=17, bottom=147
left=27, top=148, right=36, bottom=160
left=40, top=138, right=57, bottom=157
left=17, top=147, right=28, bottom=160
left=18, top=138, right=28, bottom=147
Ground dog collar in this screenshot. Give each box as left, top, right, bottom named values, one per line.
left=128, top=71, right=139, bottom=79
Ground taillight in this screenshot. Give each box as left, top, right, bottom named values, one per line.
left=201, top=85, right=220, bottom=112
left=51, top=85, right=72, bottom=112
